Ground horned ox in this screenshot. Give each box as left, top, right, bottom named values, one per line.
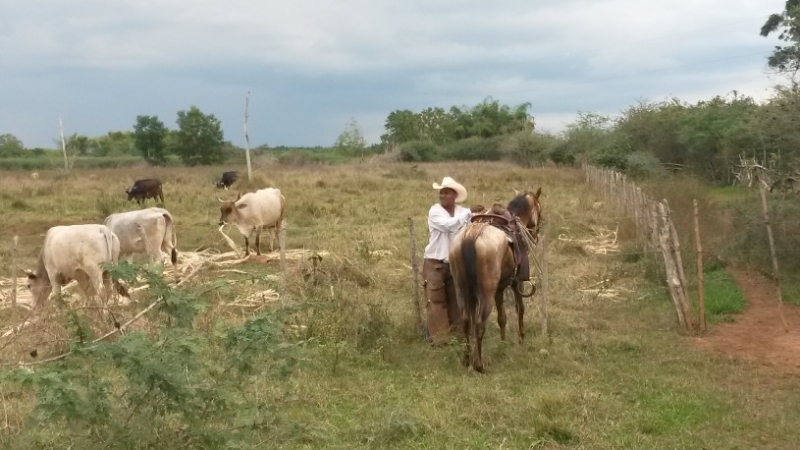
left=26, top=224, right=129, bottom=311
left=218, top=188, right=285, bottom=256
left=103, top=207, right=178, bottom=266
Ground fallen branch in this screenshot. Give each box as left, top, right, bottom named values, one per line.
left=5, top=298, right=164, bottom=367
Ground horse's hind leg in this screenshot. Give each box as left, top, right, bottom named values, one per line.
left=513, top=283, right=526, bottom=343
left=474, top=284, right=496, bottom=373
left=473, top=309, right=488, bottom=373
left=495, top=288, right=507, bottom=341
left=461, top=310, right=472, bottom=368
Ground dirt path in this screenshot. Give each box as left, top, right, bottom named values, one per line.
left=692, top=267, right=800, bottom=373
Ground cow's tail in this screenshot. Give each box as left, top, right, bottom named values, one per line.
left=103, top=227, right=130, bottom=298
left=162, top=211, right=178, bottom=265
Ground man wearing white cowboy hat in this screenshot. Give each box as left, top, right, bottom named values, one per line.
left=423, top=176, right=484, bottom=345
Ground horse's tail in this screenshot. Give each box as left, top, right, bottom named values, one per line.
left=460, top=231, right=481, bottom=316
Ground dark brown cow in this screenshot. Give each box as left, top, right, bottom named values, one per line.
left=126, top=179, right=164, bottom=205
left=214, top=171, right=239, bottom=190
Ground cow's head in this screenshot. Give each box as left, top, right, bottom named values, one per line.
left=125, top=187, right=134, bottom=200
left=25, top=269, right=51, bottom=308
left=218, top=192, right=246, bottom=226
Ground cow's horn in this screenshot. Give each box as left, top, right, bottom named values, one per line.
left=217, top=197, right=224, bottom=203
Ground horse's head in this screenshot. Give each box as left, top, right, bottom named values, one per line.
left=508, top=187, right=543, bottom=242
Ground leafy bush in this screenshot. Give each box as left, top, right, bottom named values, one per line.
left=0, top=264, right=306, bottom=449
left=442, top=136, right=502, bottom=161
left=398, top=140, right=440, bottom=162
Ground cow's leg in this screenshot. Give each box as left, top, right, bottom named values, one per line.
left=243, top=237, right=250, bottom=256
left=254, top=228, right=262, bottom=255
left=102, top=270, right=115, bottom=306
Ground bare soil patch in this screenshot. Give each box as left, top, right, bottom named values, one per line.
left=693, top=266, right=800, bottom=373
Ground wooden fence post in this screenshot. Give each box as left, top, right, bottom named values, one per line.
left=758, top=187, right=789, bottom=333
left=408, top=217, right=423, bottom=331
left=693, top=199, right=706, bottom=332
left=10, top=235, right=18, bottom=306
left=658, top=202, right=689, bottom=331
left=279, top=220, right=287, bottom=308
left=539, top=222, right=549, bottom=339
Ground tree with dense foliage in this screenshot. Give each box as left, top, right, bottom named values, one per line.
left=333, top=118, right=367, bottom=157
left=174, top=106, right=225, bottom=166
left=0, top=133, right=25, bottom=157
left=94, top=131, right=137, bottom=156
left=133, top=115, right=169, bottom=165
left=381, top=98, right=534, bottom=147
left=761, top=1, right=800, bottom=79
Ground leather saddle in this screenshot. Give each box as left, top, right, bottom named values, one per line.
left=470, top=205, right=530, bottom=282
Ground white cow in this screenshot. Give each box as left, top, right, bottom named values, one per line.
left=26, top=224, right=129, bottom=310
left=103, top=207, right=178, bottom=266
left=218, top=188, right=285, bottom=256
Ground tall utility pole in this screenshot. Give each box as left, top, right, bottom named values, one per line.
left=243, top=91, right=252, bottom=180
left=59, top=113, right=68, bottom=171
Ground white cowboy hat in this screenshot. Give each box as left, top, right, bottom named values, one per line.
left=432, top=176, right=467, bottom=203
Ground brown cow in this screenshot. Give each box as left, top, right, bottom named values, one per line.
left=126, top=179, right=164, bottom=205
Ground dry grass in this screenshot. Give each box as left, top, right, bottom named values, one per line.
left=0, top=162, right=799, bottom=449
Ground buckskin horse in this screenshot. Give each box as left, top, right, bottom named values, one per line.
left=449, top=188, right=543, bottom=373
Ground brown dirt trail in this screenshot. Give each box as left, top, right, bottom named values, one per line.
left=692, top=267, right=800, bottom=373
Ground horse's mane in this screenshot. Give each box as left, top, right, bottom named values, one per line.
left=507, top=193, right=531, bottom=216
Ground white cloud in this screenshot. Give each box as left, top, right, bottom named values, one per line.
left=0, top=0, right=790, bottom=147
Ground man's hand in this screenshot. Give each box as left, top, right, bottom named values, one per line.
left=470, top=204, right=485, bottom=213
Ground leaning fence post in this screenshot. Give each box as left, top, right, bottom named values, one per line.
left=408, top=217, right=423, bottom=331
left=758, top=186, right=789, bottom=333
left=663, top=199, right=694, bottom=332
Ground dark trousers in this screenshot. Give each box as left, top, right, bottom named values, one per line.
left=423, top=258, right=462, bottom=344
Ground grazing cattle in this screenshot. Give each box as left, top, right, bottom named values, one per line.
left=126, top=179, right=164, bottom=205
left=31, top=172, right=39, bottom=180
left=103, top=207, right=178, bottom=266
left=215, top=171, right=239, bottom=190
left=218, top=188, right=285, bottom=256
left=26, top=224, right=129, bottom=311
left=449, top=188, right=543, bottom=373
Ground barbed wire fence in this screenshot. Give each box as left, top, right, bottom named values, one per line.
left=583, top=163, right=794, bottom=334
left=584, top=164, right=699, bottom=333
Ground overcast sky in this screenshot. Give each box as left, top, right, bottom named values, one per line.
left=0, top=0, right=788, bottom=149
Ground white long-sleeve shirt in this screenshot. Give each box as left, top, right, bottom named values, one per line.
left=423, top=203, right=472, bottom=262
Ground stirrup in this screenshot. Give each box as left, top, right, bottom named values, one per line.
left=515, top=279, right=535, bottom=297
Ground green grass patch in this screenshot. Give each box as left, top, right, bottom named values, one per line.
left=704, top=266, right=747, bottom=322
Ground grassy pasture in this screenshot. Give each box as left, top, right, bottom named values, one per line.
left=1, top=162, right=800, bottom=449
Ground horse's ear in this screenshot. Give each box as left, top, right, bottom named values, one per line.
left=534, top=187, right=542, bottom=198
